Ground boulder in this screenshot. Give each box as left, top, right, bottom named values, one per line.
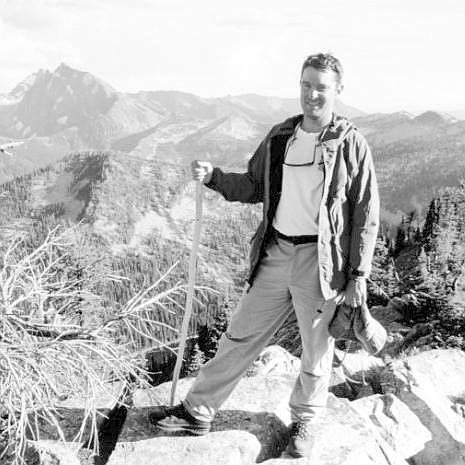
left=352, top=393, right=431, bottom=459
left=330, top=348, right=385, bottom=399
left=246, top=344, right=301, bottom=377
left=55, top=382, right=125, bottom=410
left=380, top=349, right=465, bottom=465
left=369, top=302, right=413, bottom=356
left=268, top=395, right=408, bottom=465
left=29, top=441, right=81, bottom=465
left=108, top=431, right=261, bottom=465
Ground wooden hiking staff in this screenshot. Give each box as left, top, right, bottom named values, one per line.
left=170, top=181, right=203, bottom=406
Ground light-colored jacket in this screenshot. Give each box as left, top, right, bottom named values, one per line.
left=205, top=113, right=380, bottom=299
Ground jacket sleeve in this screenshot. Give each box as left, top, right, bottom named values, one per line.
left=348, top=135, right=380, bottom=278
left=205, top=134, right=269, bottom=203
left=205, top=135, right=269, bottom=203
left=204, top=136, right=268, bottom=204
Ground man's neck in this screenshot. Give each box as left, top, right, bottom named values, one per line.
left=301, top=113, right=333, bottom=133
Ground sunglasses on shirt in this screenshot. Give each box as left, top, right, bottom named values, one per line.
left=283, top=135, right=322, bottom=167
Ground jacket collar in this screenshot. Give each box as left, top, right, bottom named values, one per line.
left=270, top=113, right=355, bottom=146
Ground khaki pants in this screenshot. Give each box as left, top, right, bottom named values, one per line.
left=184, top=237, right=338, bottom=423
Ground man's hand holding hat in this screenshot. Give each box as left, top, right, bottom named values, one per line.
left=343, top=277, right=367, bottom=307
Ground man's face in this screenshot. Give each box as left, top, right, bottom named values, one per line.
left=300, top=66, right=343, bottom=122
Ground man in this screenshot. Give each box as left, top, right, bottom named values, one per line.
left=151, top=53, right=379, bottom=458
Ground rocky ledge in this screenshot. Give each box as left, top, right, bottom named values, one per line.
left=22, top=346, right=465, bottom=465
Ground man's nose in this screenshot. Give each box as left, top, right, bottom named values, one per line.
left=309, top=89, right=319, bottom=99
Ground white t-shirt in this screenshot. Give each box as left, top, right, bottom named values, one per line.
left=273, top=126, right=324, bottom=236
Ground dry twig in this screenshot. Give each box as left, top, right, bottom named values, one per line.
left=0, top=227, right=186, bottom=464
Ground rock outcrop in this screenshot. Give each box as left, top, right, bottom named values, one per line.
left=352, top=393, right=431, bottom=459
left=110, top=379, right=406, bottom=465
left=380, top=349, right=465, bottom=465
left=26, top=346, right=465, bottom=465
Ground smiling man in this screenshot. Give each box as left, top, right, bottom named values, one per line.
left=151, top=53, right=379, bottom=458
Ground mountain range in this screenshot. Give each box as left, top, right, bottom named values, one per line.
left=0, top=63, right=362, bottom=180
left=1, top=63, right=465, bottom=244
left=352, top=111, right=465, bottom=222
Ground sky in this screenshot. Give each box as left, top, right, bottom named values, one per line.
left=1, top=0, right=464, bottom=115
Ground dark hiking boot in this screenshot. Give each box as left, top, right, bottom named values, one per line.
left=149, top=403, right=211, bottom=436
left=285, top=421, right=315, bottom=458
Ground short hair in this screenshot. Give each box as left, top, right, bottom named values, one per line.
left=301, top=53, right=343, bottom=83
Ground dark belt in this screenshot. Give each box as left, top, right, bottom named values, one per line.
left=272, top=227, right=318, bottom=245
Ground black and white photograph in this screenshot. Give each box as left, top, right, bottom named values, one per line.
left=1, top=1, right=465, bottom=464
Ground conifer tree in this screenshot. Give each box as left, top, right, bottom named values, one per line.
left=394, top=216, right=407, bottom=256
left=198, top=301, right=231, bottom=361
left=368, top=234, right=400, bottom=305
left=185, top=343, right=206, bottom=376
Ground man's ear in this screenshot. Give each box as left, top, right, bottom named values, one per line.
left=336, top=83, right=344, bottom=95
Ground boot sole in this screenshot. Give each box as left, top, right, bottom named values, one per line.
left=156, top=423, right=210, bottom=436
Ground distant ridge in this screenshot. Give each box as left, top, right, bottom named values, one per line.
left=413, top=110, right=458, bottom=125
left=0, top=63, right=366, bottom=181
left=0, top=64, right=366, bottom=140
